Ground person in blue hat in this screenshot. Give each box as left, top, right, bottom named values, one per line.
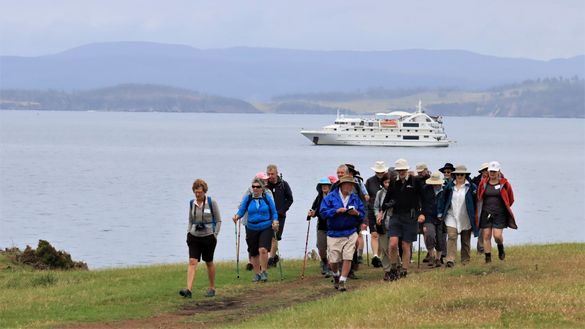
left=307, top=177, right=335, bottom=277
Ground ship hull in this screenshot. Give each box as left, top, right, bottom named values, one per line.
left=301, top=131, right=450, bottom=147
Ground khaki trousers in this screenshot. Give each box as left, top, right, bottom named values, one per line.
left=446, top=227, right=471, bottom=264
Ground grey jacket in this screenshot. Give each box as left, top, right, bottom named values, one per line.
left=188, top=197, right=221, bottom=237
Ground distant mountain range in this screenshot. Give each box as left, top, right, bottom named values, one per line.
left=1, top=41, right=583, bottom=99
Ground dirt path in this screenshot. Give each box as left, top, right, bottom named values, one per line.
left=60, top=264, right=433, bottom=329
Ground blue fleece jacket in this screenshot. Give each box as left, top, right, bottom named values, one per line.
left=237, top=193, right=278, bottom=231
left=320, top=188, right=365, bottom=237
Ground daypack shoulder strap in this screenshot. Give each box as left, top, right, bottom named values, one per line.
left=245, top=192, right=273, bottom=219
left=207, top=196, right=216, bottom=231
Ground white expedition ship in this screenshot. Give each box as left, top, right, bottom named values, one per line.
left=300, top=101, right=451, bottom=147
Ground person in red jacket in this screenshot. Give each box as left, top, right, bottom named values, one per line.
left=476, top=161, right=516, bottom=263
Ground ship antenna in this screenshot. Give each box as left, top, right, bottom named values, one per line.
left=417, top=100, right=424, bottom=113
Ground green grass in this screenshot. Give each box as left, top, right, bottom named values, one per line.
left=226, top=244, right=585, bottom=329
left=1, top=244, right=584, bottom=329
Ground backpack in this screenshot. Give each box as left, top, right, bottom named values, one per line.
left=244, top=192, right=273, bottom=217
left=190, top=196, right=216, bottom=232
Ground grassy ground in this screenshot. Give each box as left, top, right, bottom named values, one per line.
left=1, top=244, right=584, bottom=329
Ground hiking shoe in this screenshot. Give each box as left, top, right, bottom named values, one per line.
left=320, top=261, right=327, bottom=275
left=252, top=273, right=262, bottom=282
left=357, top=255, right=364, bottom=264
left=388, top=268, right=399, bottom=281
left=371, top=256, right=382, bottom=268
left=383, top=271, right=391, bottom=281
left=422, top=252, right=431, bottom=263
left=260, top=271, right=268, bottom=282
left=324, top=269, right=333, bottom=278
left=399, top=269, right=408, bottom=278
left=338, top=280, right=347, bottom=292
left=333, top=276, right=340, bottom=289
left=348, top=270, right=358, bottom=280
left=246, top=263, right=253, bottom=271
left=434, top=259, right=442, bottom=268
left=205, top=288, right=216, bottom=297
left=485, top=253, right=492, bottom=264
left=179, top=288, right=192, bottom=298
left=446, top=261, right=455, bottom=268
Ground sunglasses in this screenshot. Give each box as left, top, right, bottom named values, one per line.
left=251, top=185, right=262, bottom=189
left=455, top=173, right=466, bottom=176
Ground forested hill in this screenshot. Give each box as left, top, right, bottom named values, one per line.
left=270, top=77, right=585, bottom=118
left=0, top=84, right=259, bottom=113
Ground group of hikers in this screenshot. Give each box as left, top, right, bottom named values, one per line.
left=179, top=160, right=515, bottom=297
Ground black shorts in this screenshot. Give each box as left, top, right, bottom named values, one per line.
left=480, top=212, right=507, bottom=229
left=246, top=227, right=273, bottom=256
left=275, top=216, right=286, bottom=241
left=388, top=212, right=418, bottom=242
left=186, top=233, right=217, bottom=262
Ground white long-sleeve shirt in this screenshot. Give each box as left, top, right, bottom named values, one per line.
left=444, top=183, right=471, bottom=233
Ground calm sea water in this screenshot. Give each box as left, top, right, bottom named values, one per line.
left=1, top=111, right=584, bottom=269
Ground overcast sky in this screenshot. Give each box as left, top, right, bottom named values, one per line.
left=1, top=0, right=583, bottom=59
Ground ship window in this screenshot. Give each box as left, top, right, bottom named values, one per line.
left=370, top=129, right=373, bottom=131
left=406, top=130, right=410, bottom=132
left=368, top=122, right=374, bottom=127
left=403, top=136, right=419, bottom=140
left=351, top=123, right=355, bottom=126
left=424, top=135, right=429, bottom=138
left=386, top=136, right=388, bottom=138
left=403, top=123, right=419, bottom=128
left=334, top=128, right=337, bottom=131
left=397, top=135, right=401, bottom=137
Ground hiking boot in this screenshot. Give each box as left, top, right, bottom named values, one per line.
left=383, top=271, right=391, bottom=281
left=485, top=253, right=492, bottom=264
left=371, top=256, right=382, bottom=268
left=333, top=276, right=340, bottom=289
left=422, top=252, right=431, bottom=263
left=205, top=288, right=216, bottom=297
left=324, top=269, right=333, bottom=278
left=179, top=288, right=192, bottom=298
left=252, top=273, right=262, bottom=282
left=399, top=269, right=408, bottom=278
left=434, top=258, right=442, bottom=268
left=245, top=263, right=253, bottom=271
left=338, top=280, right=347, bottom=292
left=498, top=244, right=505, bottom=260
left=446, top=261, right=455, bottom=268
left=388, top=268, right=399, bottom=281
left=260, top=271, right=268, bottom=282
left=348, top=270, right=358, bottom=280
left=320, top=261, right=326, bottom=275
left=357, top=255, right=364, bottom=264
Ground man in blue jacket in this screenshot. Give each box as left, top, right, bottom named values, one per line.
left=320, top=176, right=365, bottom=292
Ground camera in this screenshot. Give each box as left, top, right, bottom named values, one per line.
left=195, top=223, right=205, bottom=231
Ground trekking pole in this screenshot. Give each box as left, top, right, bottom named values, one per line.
left=236, top=220, right=241, bottom=279
left=365, top=230, right=370, bottom=267
left=417, top=232, right=421, bottom=269
left=301, top=218, right=311, bottom=280
left=273, top=230, right=284, bottom=280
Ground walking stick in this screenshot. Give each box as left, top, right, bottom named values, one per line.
left=301, top=218, right=311, bottom=279
left=274, top=230, right=284, bottom=280
left=236, top=220, right=241, bottom=279
left=417, top=232, right=421, bottom=269
left=365, top=231, right=370, bottom=267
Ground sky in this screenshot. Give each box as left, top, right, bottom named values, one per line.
left=0, top=0, right=584, bottom=60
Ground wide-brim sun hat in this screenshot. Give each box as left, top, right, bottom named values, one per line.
left=488, top=161, right=501, bottom=172
left=394, top=158, right=410, bottom=171
left=318, top=177, right=332, bottom=185
left=338, top=176, right=356, bottom=185
left=452, top=165, right=470, bottom=175
left=371, top=161, right=389, bottom=173
left=426, top=171, right=443, bottom=185
left=439, top=163, right=455, bottom=173
left=478, top=163, right=489, bottom=172
left=415, top=162, right=428, bottom=172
